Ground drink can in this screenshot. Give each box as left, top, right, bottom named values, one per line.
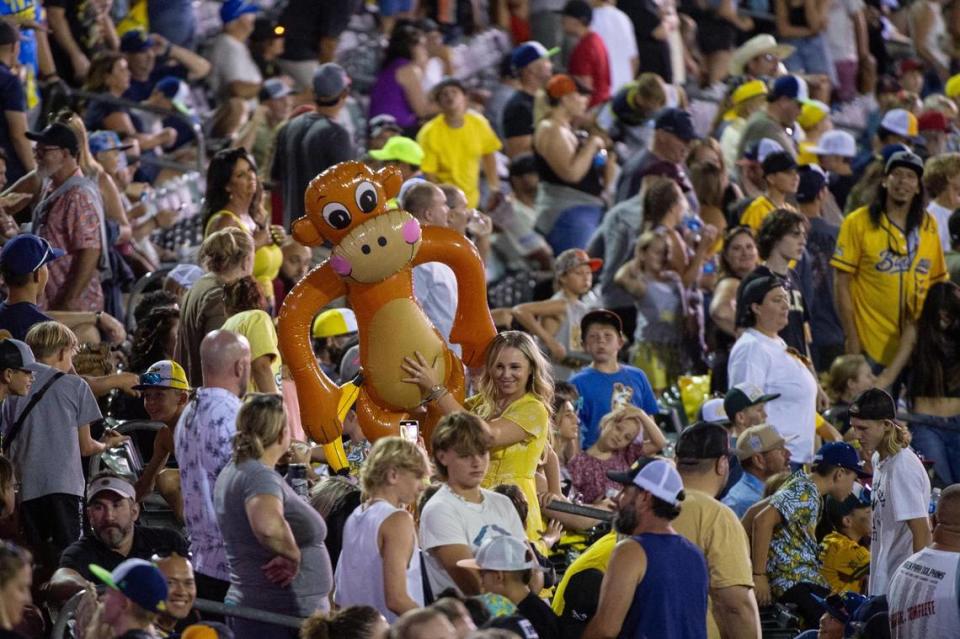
left=286, top=463, right=309, bottom=500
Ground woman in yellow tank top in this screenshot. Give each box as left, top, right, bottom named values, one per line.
left=202, top=148, right=284, bottom=310
left=402, top=331, right=554, bottom=539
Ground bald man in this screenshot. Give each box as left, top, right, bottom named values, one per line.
left=888, top=485, right=960, bottom=638
left=155, top=553, right=199, bottom=635
left=174, top=330, right=251, bottom=604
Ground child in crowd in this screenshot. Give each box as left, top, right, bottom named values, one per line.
left=512, top=248, right=601, bottom=381
left=818, top=494, right=872, bottom=594
left=570, top=310, right=659, bottom=448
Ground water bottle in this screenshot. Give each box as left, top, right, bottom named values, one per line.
left=593, top=148, right=608, bottom=170
left=929, top=487, right=942, bottom=515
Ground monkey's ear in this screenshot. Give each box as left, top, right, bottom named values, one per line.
left=379, top=165, right=404, bottom=200
left=292, top=218, right=322, bottom=247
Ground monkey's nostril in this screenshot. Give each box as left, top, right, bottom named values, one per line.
left=361, top=245, right=371, bottom=255
left=377, top=236, right=387, bottom=247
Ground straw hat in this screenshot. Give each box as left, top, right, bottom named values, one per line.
left=730, top=35, right=795, bottom=76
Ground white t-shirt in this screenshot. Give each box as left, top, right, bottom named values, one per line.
left=728, top=328, right=819, bottom=463
left=208, top=33, right=262, bottom=109
left=413, top=261, right=461, bottom=357
left=888, top=547, right=960, bottom=638
left=926, top=200, right=953, bottom=256
left=869, top=448, right=932, bottom=595
left=590, top=6, right=639, bottom=95
left=419, top=483, right=527, bottom=595
left=825, top=0, right=865, bottom=63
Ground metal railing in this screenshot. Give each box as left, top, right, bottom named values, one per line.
left=66, top=88, right=207, bottom=175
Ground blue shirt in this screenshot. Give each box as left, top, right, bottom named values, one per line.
left=0, top=301, right=52, bottom=340
left=619, top=533, right=708, bottom=639
left=721, top=471, right=765, bottom=518
left=570, top=365, right=659, bottom=448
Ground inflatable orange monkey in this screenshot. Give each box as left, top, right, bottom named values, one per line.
left=278, top=161, right=497, bottom=446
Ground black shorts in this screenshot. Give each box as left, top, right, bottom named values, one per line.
left=695, top=15, right=738, bottom=54
left=319, top=0, right=364, bottom=38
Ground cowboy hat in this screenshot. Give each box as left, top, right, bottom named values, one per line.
left=730, top=34, right=795, bottom=76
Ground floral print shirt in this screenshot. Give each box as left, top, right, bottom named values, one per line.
left=767, top=471, right=829, bottom=596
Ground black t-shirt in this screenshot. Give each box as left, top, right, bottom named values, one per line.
left=828, top=173, right=856, bottom=212
left=0, top=301, right=52, bottom=340
left=738, top=265, right=811, bottom=354
left=502, top=90, right=535, bottom=140
left=59, top=525, right=190, bottom=581
left=517, top=592, right=560, bottom=639
left=0, top=62, right=26, bottom=184
left=557, top=568, right=603, bottom=639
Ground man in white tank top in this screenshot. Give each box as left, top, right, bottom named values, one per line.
left=888, top=484, right=960, bottom=638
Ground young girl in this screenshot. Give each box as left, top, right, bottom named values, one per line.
left=512, top=248, right=601, bottom=380
left=615, top=229, right=688, bottom=394
left=825, top=354, right=877, bottom=434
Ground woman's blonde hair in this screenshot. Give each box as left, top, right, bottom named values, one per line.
left=474, top=331, right=554, bottom=419
left=360, top=436, right=429, bottom=500
left=233, top=393, right=287, bottom=463
left=825, top=354, right=868, bottom=402
left=25, top=321, right=78, bottom=360
left=635, top=228, right=670, bottom=260
left=56, top=110, right=102, bottom=176
left=598, top=405, right=646, bottom=440
left=199, top=226, right=254, bottom=274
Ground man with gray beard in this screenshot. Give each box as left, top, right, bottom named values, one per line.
left=45, top=473, right=189, bottom=602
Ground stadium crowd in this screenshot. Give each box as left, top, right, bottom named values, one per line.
left=0, top=0, right=959, bottom=638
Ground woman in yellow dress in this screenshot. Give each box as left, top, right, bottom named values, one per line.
left=202, top=148, right=284, bottom=311
left=402, top=331, right=554, bottom=538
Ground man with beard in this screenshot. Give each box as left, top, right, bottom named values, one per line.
left=272, top=238, right=311, bottom=309
left=831, top=150, right=948, bottom=371
left=46, top=474, right=188, bottom=601
left=154, top=553, right=201, bottom=637
left=581, top=458, right=708, bottom=639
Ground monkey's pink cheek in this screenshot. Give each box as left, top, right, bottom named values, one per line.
left=402, top=219, right=421, bottom=244
left=330, top=255, right=352, bottom=276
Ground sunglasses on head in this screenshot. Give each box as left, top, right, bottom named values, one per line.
left=139, top=372, right=176, bottom=386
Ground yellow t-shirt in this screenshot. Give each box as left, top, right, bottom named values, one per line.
left=222, top=309, right=281, bottom=392
left=416, top=110, right=502, bottom=208
left=830, top=206, right=948, bottom=366
left=205, top=210, right=283, bottom=301
left=672, top=489, right=755, bottom=639
left=469, top=393, right=549, bottom=539
left=551, top=531, right=617, bottom=616
left=820, top=531, right=870, bottom=594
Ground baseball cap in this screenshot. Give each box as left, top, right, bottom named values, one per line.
left=90, top=559, right=168, bottom=614
left=607, top=457, right=685, bottom=506
left=699, top=398, right=729, bottom=425
left=133, top=360, right=190, bottom=391
left=259, top=77, right=293, bottom=102
left=251, top=17, right=284, bottom=43
left=181, top=622, right=235, bottom=639
left=918, top=109, right=950, bottom=133
left=808, top=130, right=857, bottom=158
left=368, top=136, right=424, bottom=166
left=797, top=99, right=829, bottom=130
left=796, top=165, right=827, bottom=203
left=897, top=58, right=924, bottom=75
left=724, top=382, right=781, bottom=419
left=555, top=248, right=602, bottom=275
left=369, top=114, right=401, bottom=139
left=86, top=475, right=136, bottom=503
left=734, top=423, right=786, bottom=460
left=560, top=0, right=593, bottom=23
left=762, top=150, right=797, bottom=176
left=511, top=41, right=559, bottom=72
left=546, top=74, right=590, bottom=99
left=26, top=123, right=79, bottom=156
left=947, top=73, right=960, bottom=98
left=313, top=63, right=350, bottom=103
left=0, top=339, right=40, bottom=373
left=813, top=441, right=870, bottom=477
left=220, top=0, right=258, bottom=24
left=167, top=264, right=203, bottom=290
left=154, top=77, right=191, bottom=115
left=654, top=108, right=696, bottom=142
left=811, top=592, right=869, bottom=627
left=0, top=234, right=65, bottom=276
left=849, top=388, right=897, bottom=421
left=736, top=275, right=785, bottom=327
left=768, top=75, right=808, bottom=102
left=580, top=308, right=623, bottom=337
left=743, top=138, right=786, bottom=163
left=732, top=80, right=768, bottom=107
left=675, top=422, right=730, bottom=460
left=89, top=130, right=134, bottom=156
left=880, top=108, right=919, bottom=138
left=884, top=149, right=924, bottom=179
left=120, top=30, right=152, bottom=54
left=457, top=535, right=536, bottom=571
left=312, top=308, right=358, bottom=339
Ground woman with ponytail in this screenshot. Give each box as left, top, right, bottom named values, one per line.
left=300, top=605, right=389, bottom=639
left=214, top=394, right=332, bottom=639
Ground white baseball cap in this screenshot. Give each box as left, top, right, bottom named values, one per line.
left=86, top=475, right=136, bottom=503
left=809, top=130, right=858, bottom=158
left=607, top=458, right=684, bottom=506
left=700, top=398, right=729, bottom=425
left=880, top=109, right=919, bottom=138
left=457, top=535, right=536, bottom=571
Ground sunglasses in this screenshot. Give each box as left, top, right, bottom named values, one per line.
left=139, top=372, right=177, bottom=386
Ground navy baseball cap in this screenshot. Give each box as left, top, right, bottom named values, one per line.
left=220, top=0, right=258, bottom=24
left=0, top=234, right=64, bottom=276
left=811, top=592, right=869, bottom=626
left=120, top=30, right=152, bottom=54
left=849, top=388, right=897, bottom=421
left=654, top=108, right=696, bottom=142
left=768, top=75, right=809, bottom=102
left=0, top=339, right=40, bottom=373
left=796, top=165, right=827, bottom=203
left=313, top=63, right=350, bottom=103
left=90, top=559, right=169, bottom=614
left=511, top=41, right=559, bottom=72
left=813, top=441, right=870, bottom=478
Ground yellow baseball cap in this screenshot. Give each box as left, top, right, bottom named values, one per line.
left=797, top=100, right=829, bottom=130
left=368, top=136, right=424, bottom=166
left=133, top=360, right=190, bottom=391
left=732, top=80, right=768, bottom=106
left=312, top=308, right=358, bottom=339
left=947, top=73, right=960, bottom=98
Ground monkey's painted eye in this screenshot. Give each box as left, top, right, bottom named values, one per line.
left=322, top=202, right=352, bottom=230
left=355, top=181, right=378, bottom=213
